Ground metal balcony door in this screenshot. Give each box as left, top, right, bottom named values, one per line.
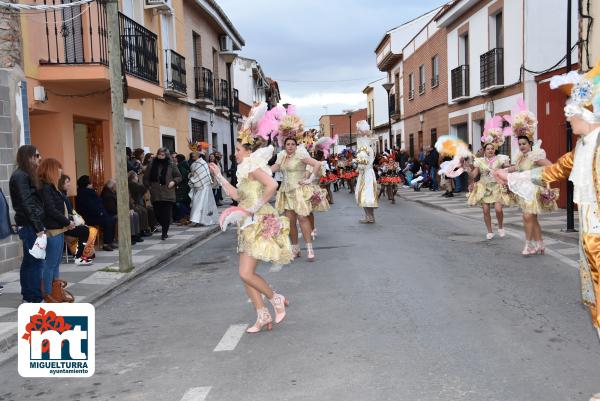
left=62, top=0, right=84, bottom=63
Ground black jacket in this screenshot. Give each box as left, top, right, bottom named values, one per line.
left=9, top=168, right=45, bottom=232
left=40, top=183, right=71, bottom=230
left=100, top=187, right=118, bottom=216
left=76, top=187, right=109, bottom=226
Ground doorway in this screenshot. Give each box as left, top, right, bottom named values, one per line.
left=73, top=121, right=105, bottom=190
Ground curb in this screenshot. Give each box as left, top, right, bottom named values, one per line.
left=397, top=193, right=579, bottom=245
left=0, top=226, right=220, bottom=363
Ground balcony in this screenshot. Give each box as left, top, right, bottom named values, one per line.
left=431, top=76, right=439, bottom=88
left=480, top=48, right=504, bottom=92
left=408, top=89, right=415, bottom=101
left=194, top=67, right=214, bottom=105
left=38, top=0, right=161, bottom=98
left=164, top=49, right=186, bottom=97
left=451, top=65, right=470, bottom=101
left=215, top=79, right=230, bottom=113
left=418, top=82, right=426, bottom=95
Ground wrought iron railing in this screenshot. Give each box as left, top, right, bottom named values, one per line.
left=165, top=49, right=186, bottom=94
left=451, top=65, right=469, bottom=99
left=480, top=48, right=504, bottom=90
left=217, top=79, right=229, bottom=108
left=233, top=89, right=240, bottom=113
left=194, top=67, right=213, bottom=100
left=419, top=82, right=426, bottom=94
left=41, top=0, right=159, bottom=84
left=119, top=13, right=159, bottom=83
left=408, top=89, right=415, bottom=100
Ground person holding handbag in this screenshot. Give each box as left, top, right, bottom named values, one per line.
left=38, top=158, right=75, bottom=303
left=9, top=145, right=45, bottom=303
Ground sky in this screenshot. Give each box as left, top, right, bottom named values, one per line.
left=218, top=0, right=446, bottom=131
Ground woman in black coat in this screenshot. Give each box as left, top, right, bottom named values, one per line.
left=76, top=175, right=117, bottom=251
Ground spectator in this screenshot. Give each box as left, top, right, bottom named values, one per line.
left=189, top=151, right=218, bottom=226
left=143, top=147, right=182, bottom=240
left=58, top=174, right=95, bottom=265
left=208, top=153, right=222, bottom=206
left=126, top=147, right=138, bottom=173
left=76, top=175, right=117, bottom=251
left=228, top=154, right=238, bottom=206
left=101, top=179, right=143, bottom=244
left=38, top=158, right=76, bottom=302
left=174, top=154, right=191, bottom=224
left=142, top=153, right=153, bottom=174
left=9, top=145, right=45, bottom=303
left=132, top=148, right=144, bottom=173
left=128, top=171, right=154, bottom=236
left=426, top=145, right=440, bottom=191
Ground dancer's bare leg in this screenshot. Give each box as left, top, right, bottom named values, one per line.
left=482, top=203, right=493, bottom=234
left=239, top=253, right=273, bottom=305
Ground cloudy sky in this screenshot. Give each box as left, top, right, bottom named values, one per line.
left=218, top=0, right=446, bottom=131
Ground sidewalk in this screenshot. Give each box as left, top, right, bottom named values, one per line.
left=396, top=187, right=581, bottom=258
left=0, top=221, right=220, bottom=359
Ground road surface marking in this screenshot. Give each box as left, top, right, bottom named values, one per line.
left=180, top=387, right=212, bottom=401
left=214, top=324, right=248, bottom=351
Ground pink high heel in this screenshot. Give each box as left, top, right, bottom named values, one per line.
left=269, top=293, right=290, bottom=324
left=246, top=308, right=273, bottom=333
left=291, top=244, right=301, bottom=259
left=533, top=240, right=545, bottom=255
left=522, top=241, right=534, bottom=256
left=306, top=243, right=315, bottom=262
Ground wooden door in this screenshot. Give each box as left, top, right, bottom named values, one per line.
left=86, top=122, right=105, bottom=190
left=536, top=80, right=573, bottom=208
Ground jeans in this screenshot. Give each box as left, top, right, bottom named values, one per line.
left=43, top=233, right=64, bottom=297
left=18, top=225, right=45, bottom=302
left=430, top=167, right=439, bottom=190
left=454, top=176, right=464, bottom=192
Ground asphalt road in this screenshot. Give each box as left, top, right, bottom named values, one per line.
left=0, top=191, right=599, bottom=401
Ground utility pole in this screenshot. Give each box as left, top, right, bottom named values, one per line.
left=106, top=0, right=132, bottom=271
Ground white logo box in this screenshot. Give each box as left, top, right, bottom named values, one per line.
left=18, top=303, right=95, bottom=378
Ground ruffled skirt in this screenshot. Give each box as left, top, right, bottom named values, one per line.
left=517, top=186, right=559, bottom=214
left=467, top=181, right=513, bottom=207
left=309, top=185, right=330, bottom=212
left=237, top=205, right=293, bottom=265
left=275, top=185, right=314, bottom=217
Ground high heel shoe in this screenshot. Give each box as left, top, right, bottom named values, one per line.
left=532, top=240, right=545, bottom=255
left=311, top=229, right=317, bottom=241
left=269, top=292, right=289, bottom=324
left=306, top=243, right=315, bottom=262
left=246, top=307, right=273, bottom=333
left=291, top=244, right=301, bottom=259
left=522, top=241, right=534, bottom=256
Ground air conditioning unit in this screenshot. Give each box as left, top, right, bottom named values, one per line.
left=145, top=0, right=171, bottom=12
left=219, top=35, right=233, bottom=52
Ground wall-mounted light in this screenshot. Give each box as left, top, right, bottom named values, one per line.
left=419, top=113, right=424, bottom=124
left=209, top=110, right=214, bottom=127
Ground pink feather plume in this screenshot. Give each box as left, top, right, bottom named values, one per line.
left=219, top=206, right=250, bottom=231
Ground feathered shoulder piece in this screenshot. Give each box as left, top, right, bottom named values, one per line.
left=236, top=145, right=274, bottom=181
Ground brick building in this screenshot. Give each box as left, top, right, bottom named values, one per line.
left=319, top=108, right=367, bottom=146
left=402, top=18, right=449, bottom=158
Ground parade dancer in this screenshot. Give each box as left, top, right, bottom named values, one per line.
left=355, top=120, right=378, bottom=223
left=378, top=157, right=401, bottom=204
left=496, top=66, right=600, bottom=399
left=209, top=105, right=292, bottom=334
left=271, top=112, right=322, bottom=261
left=504, top=101, right=556, bottom=255
left=465, top=116, right=512, bottom=239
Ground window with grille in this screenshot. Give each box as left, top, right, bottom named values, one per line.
left=191, top=118, right=207, bottom=142
left=430, top=128, right=437, bottom=146
left=418, top=65, right=425, bottom=94
left=431, top=55, right=439, bottom=88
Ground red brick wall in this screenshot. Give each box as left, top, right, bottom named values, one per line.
left=321, top=108, right=367, bottom=140
left=403, top=29, right=448, bottom=120
left=403, top=104, right=449, bottom=156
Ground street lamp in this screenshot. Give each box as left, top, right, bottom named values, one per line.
left=343, top=109, right=354, bottom=148
left=220, top=51, right=238, bottom=162
left=382, top=82, right=394, bottom=150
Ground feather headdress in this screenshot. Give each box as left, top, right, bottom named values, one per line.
left=481, top=115, right=511, bottom=149
left=503, top=99, right=538, bottom=142
left=549, top=59, right=600, bottom=123
left=316, top=135, right=338, bottom=158
left=356, top=120, right=371, bottom=136
left=434, top=135, right=472, bottom=178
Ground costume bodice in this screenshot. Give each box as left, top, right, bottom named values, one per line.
left=237, top=179, right=263, bottom=210
left=278, top=152, right=306, bottom=192
left=475, top=155, right=509, bottom=184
